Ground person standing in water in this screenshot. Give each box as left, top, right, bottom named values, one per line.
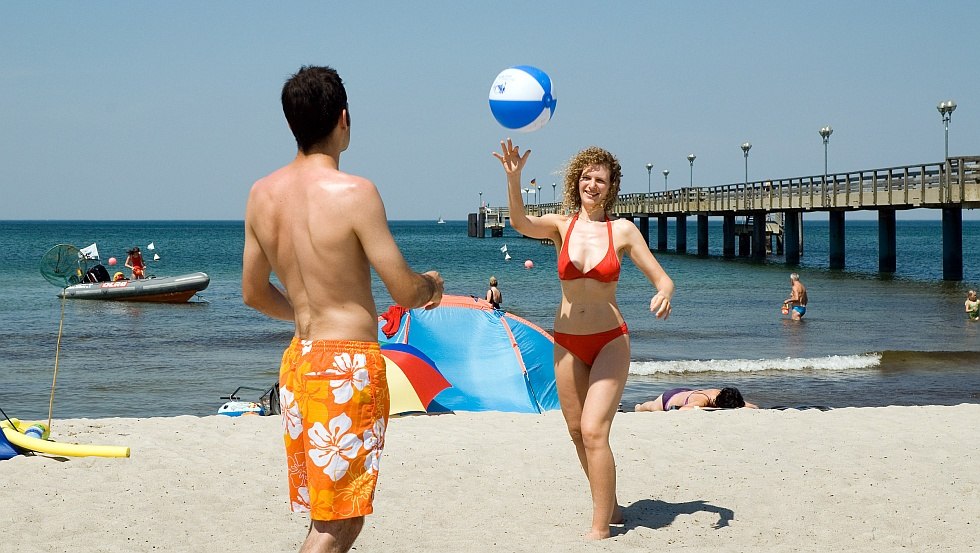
left=493, top=139, right=674, bottom=540
left=965, top=290, right=979, bottom=321
left=783, top=272, right=808, bottom=320
left=486, top=276, right=502, bottom=309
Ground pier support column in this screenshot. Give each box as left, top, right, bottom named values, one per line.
left=942, top=207, right=963, bottom=281
left=784, top=211, right=800, bottom=265
left=829, top=210, right=846, bottom=270
left=697, top=215, right=709, bottom=257
left=738, top=234, right=750, bottom=257
left=477, top=210, right=486, bottom=238
left=723, top=214, right=735, bottom=259
left=878, top=208, right=896, bottom=273
left=638, top=216, right=650, bottom=247
left=752, top=211, right=767, bottom=262
left=676, top=216, right=687, bottom=254
left=657, top=216, right=668, bottom=252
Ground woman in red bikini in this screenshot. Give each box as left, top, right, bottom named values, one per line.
left=493, top=139, right=674, bottom=540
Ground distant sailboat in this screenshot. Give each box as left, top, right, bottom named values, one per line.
left=437, top=216, right=446, bottom=224
left=504, top=253, right=512, bottom=260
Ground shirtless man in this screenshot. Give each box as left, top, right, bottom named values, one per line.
left=242, top=65, right=443, bottom=553
left=783, top=272, right=808, bottom=320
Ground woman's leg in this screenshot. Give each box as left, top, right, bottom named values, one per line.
left=580, top=335, right=630, bottom=539
left=553, top=345, right=591, bottom=474
left=634, top=394, right=664, bottom=412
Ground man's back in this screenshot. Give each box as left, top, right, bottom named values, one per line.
left=794, top=282, right=808, bottom=306
left=244, top=153, right=441, bottom=342
left=246, top=155, right=379, bottom=341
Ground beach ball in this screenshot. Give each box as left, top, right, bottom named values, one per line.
left=488, top=65, right=557, bottom=132
left=524, top=260, right=534, bottom=269
left=108, top=257, right=117, bottom=266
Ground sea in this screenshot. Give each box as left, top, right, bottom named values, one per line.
left=1, top=218, right=978, bottom=420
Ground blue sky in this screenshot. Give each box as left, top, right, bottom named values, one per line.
left=2, top=2, right=977, bottom=221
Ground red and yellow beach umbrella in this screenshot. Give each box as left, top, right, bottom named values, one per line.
left=381, top=342, right=451, bottom=415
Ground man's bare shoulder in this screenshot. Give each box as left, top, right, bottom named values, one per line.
left=248, top=163, right=378, bottom=204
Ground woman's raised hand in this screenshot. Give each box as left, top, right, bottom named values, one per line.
left=492, top=138, right=530, bottom=177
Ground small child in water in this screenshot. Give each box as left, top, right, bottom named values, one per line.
left=966, top=290, right=979, bottom=321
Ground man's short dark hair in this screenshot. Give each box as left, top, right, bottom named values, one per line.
left=715, top=387, right=746, bottom=409
left=281, top=66, right=348, bottom=153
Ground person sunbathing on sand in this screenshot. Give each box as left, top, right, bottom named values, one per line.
left=635, top=387, right=758, bottom=411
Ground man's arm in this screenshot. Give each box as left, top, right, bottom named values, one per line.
left=785, top=285, right=800, bottom=305
left=354, top=182, right=443, bottom=309
left=242, top=201, right=294, bottom=321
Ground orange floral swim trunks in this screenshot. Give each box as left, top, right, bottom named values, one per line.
left=278, top=338, right=390, bottom=521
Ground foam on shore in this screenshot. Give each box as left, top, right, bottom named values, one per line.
left=630, top=353, right=881, bottom=375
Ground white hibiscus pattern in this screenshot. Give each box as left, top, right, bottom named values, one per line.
left=300, top=340, right=314, bottom=356
left=292, top=486, right=310, bottom=512
left=308, top=413, right=364, bottom=482
left=326, top=352, right=370, bottom=404
left=280, top=385, right=303, bottom=440
left=362, top=416, right=386, bottom=474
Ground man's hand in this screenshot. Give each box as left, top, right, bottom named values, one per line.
left=423, top=271, right=444, bottom=310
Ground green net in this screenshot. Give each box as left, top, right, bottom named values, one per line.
left=39, top=244, right=91, bottom=287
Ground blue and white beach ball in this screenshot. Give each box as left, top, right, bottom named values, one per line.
left=488, top=65, right=557, bottom=132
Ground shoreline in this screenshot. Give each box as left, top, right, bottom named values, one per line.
left=3, top=405, right=978, bottom=552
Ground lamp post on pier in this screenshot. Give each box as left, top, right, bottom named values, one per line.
left=646, top=163, right=653, bottom=194
left=536, top=182, right=541, bottom=210
left=662, top=169, right=669, bottom=191
left=741, top=142, right=752, bottom=186
left=552, top=182, right=556, bottom=203
left=687, top=154, right=696, bottom=187
left=479, top=191, right=483, bottom=210
left=819, top=126, right=833, bottom=182
left=937, top=100, right=956, bottom=161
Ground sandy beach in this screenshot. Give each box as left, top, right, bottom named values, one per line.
left=2, top=405, right=978, bottom=552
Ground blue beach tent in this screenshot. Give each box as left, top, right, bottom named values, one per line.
left=378, top=295, right=559, bottom=413
left=0, top=427, right=21, bottom=460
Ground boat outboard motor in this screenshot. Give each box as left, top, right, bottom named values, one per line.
left=84, top=264, right=111, bottom=283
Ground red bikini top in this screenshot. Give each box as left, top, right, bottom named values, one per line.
left=557, top=213, right=620, bottom=282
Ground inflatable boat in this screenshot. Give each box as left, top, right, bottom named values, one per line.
left=58, top=271, right=210, bottom=303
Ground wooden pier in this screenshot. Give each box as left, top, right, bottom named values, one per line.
left=473, top=156, right=980, bottom=280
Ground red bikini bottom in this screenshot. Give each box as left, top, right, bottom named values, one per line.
left=553, top=322, right=629, bottom=366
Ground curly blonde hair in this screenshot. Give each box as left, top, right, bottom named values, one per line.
left=562, top=146, right=622, bottom=212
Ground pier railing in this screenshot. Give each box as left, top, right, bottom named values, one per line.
left=491, top=156, right=980, bottom=218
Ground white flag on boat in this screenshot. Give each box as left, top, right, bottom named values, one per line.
left=500, top=244, right=508, bottom=253
left=79, top=243, right=100, bottom=260
left=147, top=242, right=155, bottom=250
